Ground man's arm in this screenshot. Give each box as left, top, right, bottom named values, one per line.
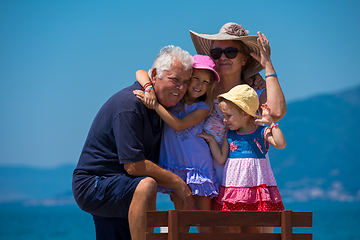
left=124, top=160, right=195, bottom=210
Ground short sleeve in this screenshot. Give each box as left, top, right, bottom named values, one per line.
left=196, top=101, right=210, bottom=111
left=113, top=111, right=145, bottom=164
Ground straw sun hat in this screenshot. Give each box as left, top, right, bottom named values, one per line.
left=189, top=22, right=265, bottom=80
left=217, top=84, right=260, bottom=118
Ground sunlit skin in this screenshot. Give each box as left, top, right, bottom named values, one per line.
left=211, top=40, right=247, bottom=86
left=152, top=60, right=192, bottom=108
left=218, top=100, right=253, bottom=133
left=185, top=68, right=211, bottom=104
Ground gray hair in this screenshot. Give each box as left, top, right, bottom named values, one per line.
left=148, top=45, right=193, bottom=79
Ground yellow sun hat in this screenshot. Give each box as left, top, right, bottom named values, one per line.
left=217, top=84, right=260, bottom=118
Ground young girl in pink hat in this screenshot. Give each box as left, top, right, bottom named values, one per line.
left=134, top=54, right=220, bottom=232
left=199, top=84, right=286, bottom=233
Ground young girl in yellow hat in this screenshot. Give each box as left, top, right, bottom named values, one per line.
left=199, top=84, right=286, bottom=233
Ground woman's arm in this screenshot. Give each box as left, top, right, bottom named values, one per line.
left=133, top=90, right=209, bottom=131
left=251, top=32, right=287, bottom=121
left=198, top=133, right=229, bottom=165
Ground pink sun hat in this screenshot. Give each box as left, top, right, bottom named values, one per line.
left=192, top=54, right=220, bottom=82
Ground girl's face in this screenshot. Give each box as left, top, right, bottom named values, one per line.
left=219, top=100, right=248, bottom=131
left=186, top=68, right=211, bottom=100
left=211, top=40, right=247, bottom=77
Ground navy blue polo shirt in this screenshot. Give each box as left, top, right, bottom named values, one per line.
left=75, top=82, right=162, bottom=176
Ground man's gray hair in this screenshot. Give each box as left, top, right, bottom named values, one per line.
left=149, top=45, right=193, bottom=79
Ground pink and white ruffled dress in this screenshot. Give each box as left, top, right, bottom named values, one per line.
left=213, top=126, right=284, bottom=211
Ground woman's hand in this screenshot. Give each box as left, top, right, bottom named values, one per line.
left=133, top=89, right=157, bottom=109
left=250, top=31, right=273, bottom=70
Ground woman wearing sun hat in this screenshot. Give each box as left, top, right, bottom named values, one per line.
left=189, top=23, right=287, bottom=187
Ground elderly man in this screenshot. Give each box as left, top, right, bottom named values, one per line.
left=72, top=45, right=195, bottom=240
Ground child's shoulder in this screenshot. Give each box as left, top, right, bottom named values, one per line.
left=190, top=101, right=210, bottom=111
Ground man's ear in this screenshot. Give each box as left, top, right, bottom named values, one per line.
left=151, top=68, right=157, bottom=84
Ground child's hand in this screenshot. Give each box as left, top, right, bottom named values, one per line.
left=197, top=133, right=216, bottom=144
left=133, top=89, right=157, bottom=109
left=255, top=103, right=274, bottom=126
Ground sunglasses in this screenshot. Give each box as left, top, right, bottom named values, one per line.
left=210, top=48, right=240, bottom=60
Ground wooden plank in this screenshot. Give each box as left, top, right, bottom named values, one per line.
left=292, top=212, right=313, bottom=227
left=281, top=210, right=293, bottom=240
left=168, top=209, right=179, bottom=240
left=145, top=233, right=167, bottom=240
left=145, top=210, right=312, bottom=240
left=177, top=210, right=282, bottom=227
left=179, top=233, right=281, bottom=240
left=146, top=211, right=168, bottom=227
left=293, top=234, right=313, bottom=240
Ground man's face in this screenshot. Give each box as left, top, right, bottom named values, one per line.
left=152, top=60, right=192, bottom=108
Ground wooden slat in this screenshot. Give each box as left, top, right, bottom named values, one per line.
left=293, top=234, right=313, bottom=240
left=146, top=211, right=168, bottom=227
left=292, top=212, right=313, bottom=227
left=180, top=233, right=282, bottom=240
left=145, top=233, right=167, bottom=240
left=145, top=233, right=312, bottom=240
left=145, top=210, right=313, bottom=240
left=168, top=209, right=179, bottom=240
left=281, top=210, right=292, bottom=240
left=177, top=210, right=282, bottom=227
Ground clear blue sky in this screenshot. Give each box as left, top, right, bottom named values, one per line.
left=1, top=0, right=359, bottom=168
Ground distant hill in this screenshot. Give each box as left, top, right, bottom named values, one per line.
left=270, top=84, right=360, bottom=202
left=1, top=84, right=360, bottom=205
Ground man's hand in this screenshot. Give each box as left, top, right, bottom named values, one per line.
left=175, top=182, right=195, bottom=210
left=244, top=73, right=266, bottom=90
left=124, top=160, right=194, bottom=210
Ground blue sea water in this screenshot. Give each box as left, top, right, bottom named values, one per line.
left=1, top=196, right=359, bottom=240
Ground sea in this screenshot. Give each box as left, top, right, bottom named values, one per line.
left=1, top=195, right=359, bottom=240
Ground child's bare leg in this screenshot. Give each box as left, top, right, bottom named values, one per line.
left=170, top=193, right=190, bottom=233
left=195, top=195, right=213, bottom=233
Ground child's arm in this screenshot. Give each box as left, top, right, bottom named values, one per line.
left=136, top=70, right=151, bottom=87
left=255, top=103, right=286, bottom=149
left=133, top=90, right=209, bottom=131
left=198, top=133, right=229, bottom=165
left=264, top=123, right=286, bottom=149
left=154, top=104, right=209, bottom=131
left=136, top=70, right=157, bottom=109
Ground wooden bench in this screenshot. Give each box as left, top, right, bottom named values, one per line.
left=145, top=209, right=312, bottom=240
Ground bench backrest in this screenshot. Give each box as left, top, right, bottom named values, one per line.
left=145, top=209, right=312, bottom=240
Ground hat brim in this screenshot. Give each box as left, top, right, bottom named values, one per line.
left=189, top=30, right=265, bottom=80
left=218, top=95, right=260, bottom=119
left=193, top=66, right=220, bottom=82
